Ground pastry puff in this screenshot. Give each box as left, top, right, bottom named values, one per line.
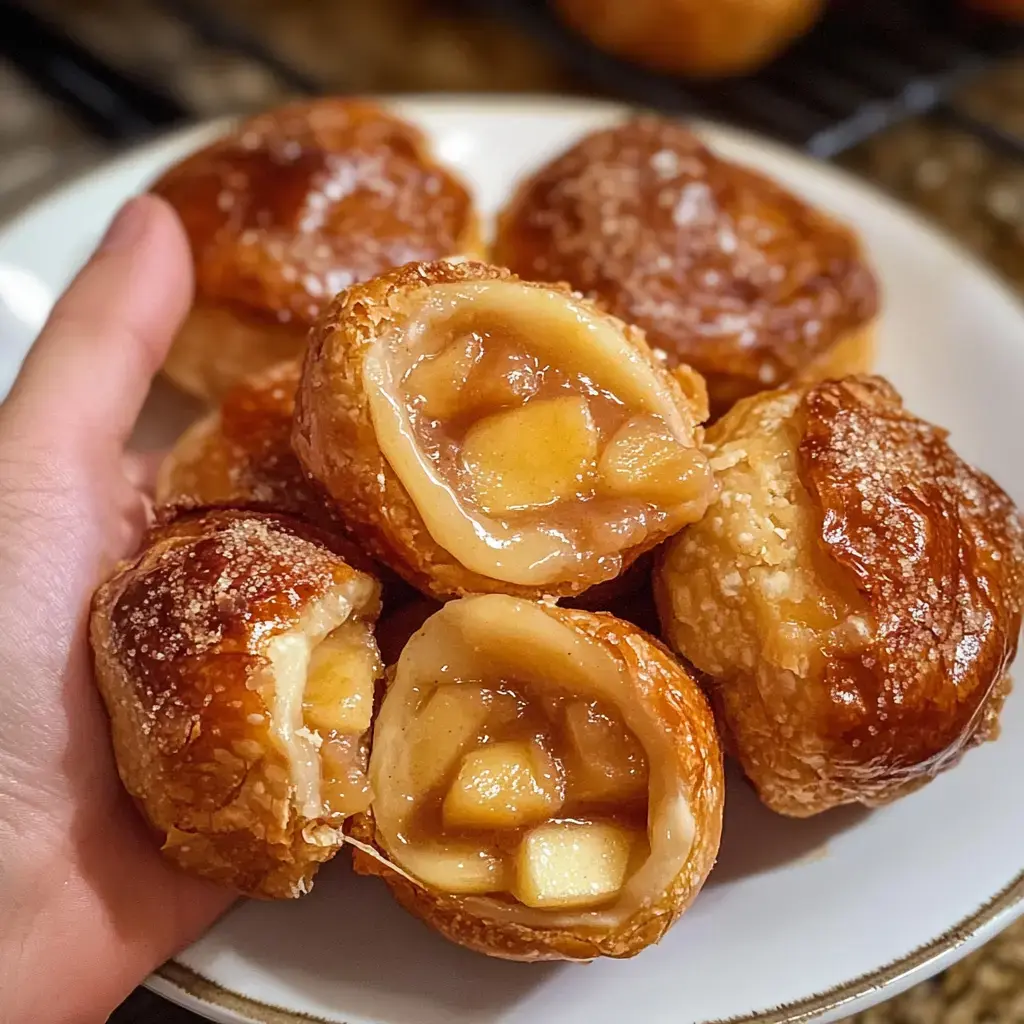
left=150, top=98, right=480, bottom=402
left=90, top=510, right=383, bottom=897
left=656, top=376, right=1024, bottom=817
left=495, top=117, right=879, bottom=418
left=293, top=259, right=715, bottom=601
left=351, top=595, right=724, bottom=961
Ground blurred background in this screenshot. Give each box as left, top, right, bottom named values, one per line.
left=1, top=1, right=1024, bottom=1021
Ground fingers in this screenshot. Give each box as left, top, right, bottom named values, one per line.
left=6, top=195, right=193, bottom=453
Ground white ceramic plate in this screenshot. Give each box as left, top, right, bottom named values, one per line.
left=1, top=98, right=1022, bottom=1024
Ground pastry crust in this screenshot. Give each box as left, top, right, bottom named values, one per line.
left=655, top=376, right=1024, bottom=816
left=494, top=117, right=879, bottom=418
left=352, top=596, right=724, bottom=960
left=293, top=259, right=715, bottom=601
left=151, top=98, right=481, bottom=401
left=554, top=0, right=823, bottom=77
left=90, top=509, right=382, bottom=897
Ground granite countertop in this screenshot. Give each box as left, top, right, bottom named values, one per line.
left=1, top=2, right=1023, bottom=1022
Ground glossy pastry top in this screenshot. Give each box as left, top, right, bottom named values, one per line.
left=151, top=98, right=477, bottom=328
left=294, top=259, right=715, bottom=600
left=495, top=117, right=878, bottom=405
left=105, top=511, right=373, bottom=723
left=796, top=376, right=1024, bottom=766
left=656, top=375, right=1024, bottom=815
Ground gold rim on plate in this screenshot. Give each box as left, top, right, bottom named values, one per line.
left=153, top=868, right=1024, bottom=1024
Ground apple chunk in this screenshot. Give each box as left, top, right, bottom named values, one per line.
left=404, top=333, right=484, bottom=420
left=563, top=701, right=649, bottom=804
left=406, top=685, right=519, bottom=797
left=597, top=414, right=702, bottom=505
left=400, top=844, right=508, bottom=895
left=514, top=820, right=637, bottom=909
left=303, top=621, right=381, bottom=735
left=443, top=740, right=563, bottom=830
left=462, top=396, right=598, bottom=515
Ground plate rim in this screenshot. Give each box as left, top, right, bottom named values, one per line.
left=6, top=93, right=1023, bottom=1024
left=148, top=867, right=1024, bottom=1024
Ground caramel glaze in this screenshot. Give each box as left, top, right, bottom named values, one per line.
left=151, top=98, right=479, bottom=330
left=495, top=117, right=879, bottom=415
left=796, top=376, right=1024, bottom=777
left=90, top=509, right=381, bottom=897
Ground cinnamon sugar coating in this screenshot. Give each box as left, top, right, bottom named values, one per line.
left=656, top=376, right=1024, bottom=816
left=495, top=117, right=878, bottom=416
left=90, top=510, right=381, bottom=897
left=152, top=98, right=480, bottom=400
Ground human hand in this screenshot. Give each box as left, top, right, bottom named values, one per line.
left=0, top=196, right=234, bottom=1023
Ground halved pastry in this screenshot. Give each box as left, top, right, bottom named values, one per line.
left=151, top=98, right=480, bottom=401
left=351, top=594, right=724, bottom=961
left=90, top=509, right=383, bottom=898
left=293, top=260, right=716, bottom=600
left=494, top=117, right=879, bottom=417
left=655, top=376, right=1024, bottom=817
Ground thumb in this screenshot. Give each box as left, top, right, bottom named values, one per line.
left=5, top=195, right=193, bottom=452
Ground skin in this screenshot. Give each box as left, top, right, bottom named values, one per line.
left=0, top=195, right=233, bottom=1023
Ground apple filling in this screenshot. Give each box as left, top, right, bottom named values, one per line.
left=261, top=577, right=382, bottom=823
left=362, top=280, right=713, bottom=587
left=369, top=596, right=697, bottom=926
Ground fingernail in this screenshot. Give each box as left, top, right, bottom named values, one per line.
left=99, top=197, right=149, bottom=253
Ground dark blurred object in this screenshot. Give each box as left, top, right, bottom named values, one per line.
left=552, top=0, right=824, bottom=78
left=968, top=0, right=1024, bottom=21
left=0, top=0, right=187, bottom=140
left=477, top=0, right=1024, bottom=157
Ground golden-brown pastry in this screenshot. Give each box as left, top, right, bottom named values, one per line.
left=90, top=509, right=383, bottom=898
left=151, top=98, right=480, bottom=402
left=293, top=259, right=716, bottom=601
left=968, top=0, right=1024, bottom=20
left=351, top=594, right=723, bottom=960
left=155, top=360, right=309, bottom=515
left=495, top=117, right=879, bottom=418
left=554, top=0, right=823, bottom=77
left=655, top=376, right=1024, bottom=817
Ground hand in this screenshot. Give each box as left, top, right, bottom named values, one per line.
left=0, top=196, right=234, bottom=1023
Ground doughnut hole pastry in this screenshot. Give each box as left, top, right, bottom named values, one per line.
left=151, top=98, right=480, bottom=401
left=554, top=0, right=823, bottom=77
left=293, top=260, right=715, bottom=601
left=655, top=376, right=1024, bottom=817
left=350, top=595, right=723, bottom=960
left=495, top=117, right=879, bottom=418
left=90, top=510, right=384, bottom=897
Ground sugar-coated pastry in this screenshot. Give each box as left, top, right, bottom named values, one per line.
left=554, top=0, right=823, bottom=77
left=151, top=98, right=480, bottom=401
left=293, top=259, right=715, bottom=601
left=655, top=376, right=1024, bottom=817
left=351, top=594, right=723, bottom=960
left=495, top=118, right=879, bottom=417
left=90, top=510, right=383, bottom=897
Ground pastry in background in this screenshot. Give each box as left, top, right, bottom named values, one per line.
left=293, top=259, right=715, bottom=601
left=495, top=117, right=879, bottom=418
left=151, top=98, right=480, bottom=402
left=351, top=594, right=724, bottom=960
left=967, top=0, right=1024, bottom=21
left=156, top=360, right=308, bottom=515
left=553, top=0, right=823, bottom=78
left=655, top=376, right=1024, bottom=817
left=90, top=510, right=383, bottom=898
